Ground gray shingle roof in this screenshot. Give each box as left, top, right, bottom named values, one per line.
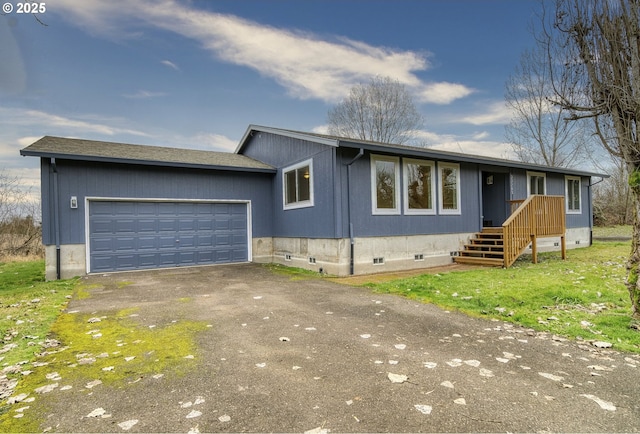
left=20, top=136, right=275, bottom=173
left=240, top=125, right=608, bottom=178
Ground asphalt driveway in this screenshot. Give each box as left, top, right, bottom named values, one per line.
left=21, top=264, right=640, bottom=432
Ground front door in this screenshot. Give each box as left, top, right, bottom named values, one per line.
left=481, top=172, right=509, bottom=227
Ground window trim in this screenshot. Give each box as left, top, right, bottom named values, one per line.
left=403, top=158, right=436, bottom=215
left=371, top=154, right=401, bottom=215
left=438, top=162, right=461, bottom=215
left=565, top=175, right=582, bottom=214
left=282, top=159, right=314, bottom=210
left=527, top=171, right=547, bottom=196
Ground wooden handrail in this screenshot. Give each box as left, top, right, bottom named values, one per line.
left=507, top=199, right=525, bottom=215
left=502, top=195, right=566, bottom=267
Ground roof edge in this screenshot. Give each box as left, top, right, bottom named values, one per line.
left=235, top=124, right=339, bottom=154
left=336, top=140, right=609, bottom=179
left=20, top=138, right=277, bottom=174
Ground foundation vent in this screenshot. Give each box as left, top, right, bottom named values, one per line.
left=414, top=254, right=424, bottom=261
left=308, top=257, right=316, bottom=264
left=285, top=254, right=292, bottom=261
left=373, top=257, right=385, bottom=265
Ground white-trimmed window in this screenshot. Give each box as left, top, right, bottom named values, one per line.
left=438, top=162, right=461, bottom=214
left=283, top=159, right=313, bottom=210
left=527, top=171, right=546, bottom=196
left=403, top=158, right=436, bottom=215
left=565, top=176, right=582, bottom=214
left=371, top=155, right=400, bottom=215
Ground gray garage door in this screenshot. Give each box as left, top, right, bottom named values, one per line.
left=89, top=200, right=249, bottom=273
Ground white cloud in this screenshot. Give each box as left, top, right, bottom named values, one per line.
left=17, top=136, right=43, bottom=147
left=414, top=129, right=514, bottom=160
left=51, top=0, right=473, bottom=105
left=123, top=90, right=167, bottom=99
left=460, top=101, right=512, bottom=125
left=472, top=131, right=490, bottom=140
left=0, top=107, right=151, bottom=137
left=418, top=82, right=475, bottom=105
left=311, top=125, right=330, bottom=135
left=428, top=140, right=514, bottom=160
left=183, top=133, right=238, bottom=152
left=310, top=125, right=513, bottom=160
left=161, top=59, right=180, bottom=71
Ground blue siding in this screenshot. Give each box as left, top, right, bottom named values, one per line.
left=39, top=137, right=595, bottom=249
left=340, top=150, right=482, bottom=237
left=40, top=159, right=273, bottom=245
left=242, top=132, right=339, bottom=238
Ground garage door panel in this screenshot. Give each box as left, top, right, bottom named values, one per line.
left=178, top=235, right=196, bottom=248
left=91, top=237, right=114, bottom=252
left=178, top=203, right=196, bottom=215
left=196, top=251, right=214, bottom=262
left=137, top=219, right=157, bottom=232
left=214, top=219, right=230, bottom=230
left=89, top=201, right=249, bottom=272
left=137, top=202, right=156, bottom=214
left=137, top=253, right=158, bottom=267
left=214, top=249, right=232, bottom=262
left=137, top=236, right=157, bottom=250
left=115, top=255, right=136, bottom=269
left=157, top=202, right=176, bottom=215
left=114, top=237, right=136, bottom=251
left=232, top=249, right=248, bottom=261
left=91, top=219, right=114, bottom=234
left=158, top=236, right=177, bottom=249
left=197, top=235, right=214, bottom=247
left=197, top=220, right=214, bottom=231
left=233, top=234, right=247, bottom=244
left=115, top=219, right=136, bottom=233
left=178, top=219, right=197, bottom=231
left=158, top=219, right=178, bottom=232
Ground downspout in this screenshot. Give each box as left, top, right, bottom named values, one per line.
left=51, top=158, right=61, bottom=280
left=345, top=148, right=364, bottom=275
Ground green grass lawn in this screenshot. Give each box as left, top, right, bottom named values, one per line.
left=362, top=241, right=640, bottom=353
left=0, top=260, right=207, bottom=431
left=592, top=225, right=633, bottom=238
left=0, top=260, right=78, bottom=368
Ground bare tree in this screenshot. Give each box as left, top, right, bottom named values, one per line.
left=505, top=44, right=590, bottom=167
left=327, top=76, right=423, bottom=145
left=544, top=0, right=640, bottom=318
left=0, top=170, right=42, bottom=258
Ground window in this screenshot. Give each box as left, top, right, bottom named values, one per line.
left=283, top=159, right=313, bottom=209
left=371, top=155, right=400, bottom=214
left=403, top=159, right=436, bottom=215
left=438, top=162, right=461, bottom=214
left=527, top=171, right=546, bottom=196
left=566, top=176, right=581, bottom=213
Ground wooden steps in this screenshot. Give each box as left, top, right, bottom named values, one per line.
left=454, top=228, right=505, bottom=267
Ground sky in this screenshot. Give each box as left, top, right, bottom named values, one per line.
left=1, top=0, right=547, bottom=199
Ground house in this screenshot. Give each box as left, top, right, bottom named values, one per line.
left=20, top=125, right=605, bottom=280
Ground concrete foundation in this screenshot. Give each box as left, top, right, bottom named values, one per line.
left=252, top=237, right=274, bottom=264
left=268, top=233, right=470, bottom=276
left=45, top=244, right=87, bottom=281
left=45, top=227, right=594, bottom=280
left=524, top=227, right=592, bottom=253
